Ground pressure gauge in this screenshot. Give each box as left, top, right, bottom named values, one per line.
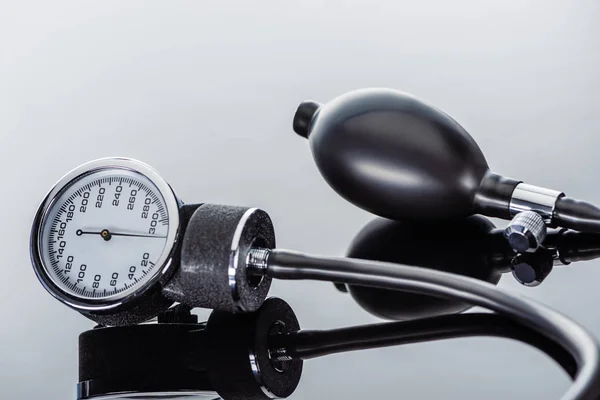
left=31, top=157, right=276, bottom=326
left=30, top=158, right=182, bottom=323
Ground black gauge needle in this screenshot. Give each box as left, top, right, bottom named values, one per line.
left=76, top=229, right=166, bottom=241
left=76, top=229, right=104, bottom=236
left=111, top=232, right=167, bottom=238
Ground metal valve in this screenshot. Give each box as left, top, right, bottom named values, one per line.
left=504, top=211, right=547, bottom=253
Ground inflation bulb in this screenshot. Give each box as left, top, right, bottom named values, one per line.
left=293, top=88, right=600, bottom=242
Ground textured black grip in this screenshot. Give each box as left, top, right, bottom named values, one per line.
left=163, top=204, right=275, bottom=312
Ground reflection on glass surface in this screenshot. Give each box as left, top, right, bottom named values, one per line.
left=78, top=300, right=303, bottom=400
left=341, top=215, right=600, bottom=320
left=74, top=217, right=600, bottom=399
left=91, top=393, right=219, bottom=399
left=79, top=297, right=583, bottom=400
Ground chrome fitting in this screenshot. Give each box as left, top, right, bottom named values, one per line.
left=509, top=183, right=564, bottom=224
left=246, top=248, right=271, bottom=276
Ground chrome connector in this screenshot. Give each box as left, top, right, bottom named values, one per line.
left=246, top=248, right=271, bottom=276
left=509, top=183, right=564, bottom=224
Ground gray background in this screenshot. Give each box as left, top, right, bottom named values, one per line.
left=1, top=0, right=600, bottom=398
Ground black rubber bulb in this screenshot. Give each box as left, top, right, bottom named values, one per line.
left=293, top=88, right=522, bottom=221
left=296, top=88, right=600, bottom=236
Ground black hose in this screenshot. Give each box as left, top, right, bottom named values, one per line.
left=272, top=312, right=577, bottom=378
left=265, top=249, right=600, bottom=400
left=554, top=197, right=600, bottom=233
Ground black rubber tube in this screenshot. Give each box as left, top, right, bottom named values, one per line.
left=272, top=313, right=576, bottom=378
left=264, top=249, right=600, bottom=400
left=554, top=197, right=600, bottom=233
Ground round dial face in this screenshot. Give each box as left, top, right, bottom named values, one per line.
left=33, top=159, right=180, bottom=305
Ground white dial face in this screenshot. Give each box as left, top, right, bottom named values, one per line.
left=38, top=167, right=174, bottom=301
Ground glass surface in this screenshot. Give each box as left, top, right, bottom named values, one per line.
left=2, top=1, right=599, bottom=399
left=90, top=393, right=219, bottom=399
